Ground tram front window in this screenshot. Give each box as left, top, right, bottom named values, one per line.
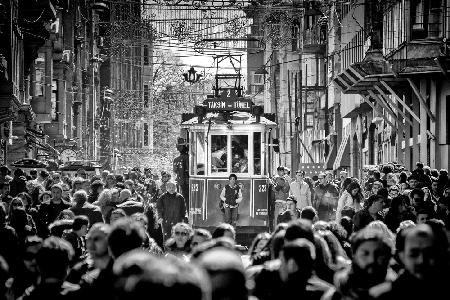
left=196, top=132, right=206, bottom=175
left=211, top=135, right=227, bottom=173
left=232, top=135, right=248, bottom=173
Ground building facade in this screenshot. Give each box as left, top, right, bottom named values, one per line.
left=333, top=0, right=450, bottom=176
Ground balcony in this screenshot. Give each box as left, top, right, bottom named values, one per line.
left=302, top=26, right=326, bottom=53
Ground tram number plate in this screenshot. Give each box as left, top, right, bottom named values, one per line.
left=191, top=183, right=199, bottom=192
left=258, top=184, right=267, bottom=193
left=256, top=208, right=268, bottom=216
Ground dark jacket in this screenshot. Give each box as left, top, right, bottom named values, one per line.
left=117, top=200, right=144, bottom=216
left=77, top=259, right=115, bottom=300
left=70, top=203, right=104, bottom=225
left=62, top=231, right=84, bottom=262
left=156, top=192, right=186, bottom=224
left=353, top=209, right=383, bottom=232
left=37, top=200, right=71, bottom=228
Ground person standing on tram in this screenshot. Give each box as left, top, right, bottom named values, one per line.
left=220, top=174, right=243, bottom=227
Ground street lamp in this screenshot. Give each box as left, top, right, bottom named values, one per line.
left=183, top=67, right=202, bottom=84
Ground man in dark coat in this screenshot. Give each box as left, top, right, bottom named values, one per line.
left=157, top=181, right=187, bottom=241
left=353, top=195, right=385, bottom=232
left=37, top=185, right=71, bottom=237
left=70, top=191, right=103, bottom=225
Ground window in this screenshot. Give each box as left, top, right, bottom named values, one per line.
left=143, top=123, right=149, bottom=146
left=411, top=0, right=443, bottom=39
left=232, top=135, right=248, bottom=173
left=211, top=135, right=227, bottom=173
left=35, top=53, right=45, bottom=96
left=253, top=73, right=264, bottom=85
left=144, top=45, right=149, bottom=65
left=253, top=132, right=261, bottom=175
left=196, top=132, right=206, bottom=175
left=306, top=114, right=314, bottom=127
left=144, top=84, right=149, bottom=108
left=51, top=80, right=58, bottom=121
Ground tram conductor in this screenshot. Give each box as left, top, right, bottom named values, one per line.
left=220, top=174, right=243, bottom=227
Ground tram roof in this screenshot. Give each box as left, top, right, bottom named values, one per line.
left=181, top=112, right=277, bottom=127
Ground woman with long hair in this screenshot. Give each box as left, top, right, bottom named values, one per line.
left=384, top=195, right=415, bottom=232
left=335, top=181, right=362, bottom=222
left=8, top=207, right=35, bottom=249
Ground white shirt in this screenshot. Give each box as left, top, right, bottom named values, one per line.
left=289, top=180, right=312, bottom=210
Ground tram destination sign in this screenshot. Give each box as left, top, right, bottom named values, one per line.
left=204, top=98, right=253, bottom=112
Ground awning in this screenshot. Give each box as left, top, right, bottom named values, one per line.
left=333, top=133, right=350, bottom=170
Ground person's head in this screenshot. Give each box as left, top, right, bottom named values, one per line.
left=23, top=236, right=43, bottom=274
left=191, top=229, right=212, bottom=250
left=166, top=181, right=177, bottom=194
left=9, top=197, right=24, bottom=211
left=400, top=224, right=447, bottom=280
left=86, top=223, right=111, bottom=260
left=76, top=168, right=87, bottom=179
left=350, top=228, right=393, bottom=286
left=408, top=175, right=420, bottom=189
left=131, top=213, right=148, bottom=231
left=373, top=170, right=381, bottom=180
left=410, top=188, right=425, bottom=207
left=389, top=195, right=409, bottom=214
left=110, top=208, right=127, bottom=224
left=106, top=174, right=116, bottom=187
left=371, top=181, right=383, bottom=194
left=72, top=215, right=89, bottom=236
left=212, top=223, right=236, bottom=241
left=277, top=166, right=286, bottom=177
left=161, top=171, right=171, bottom=183
left=228, top=174, right=237, bottom=185
left=9, top=207, right=28, bottom=231
left=317, top=173, right=327, bottom=185
left=91, top=180, right=104, bottom=195
left=416, top=208, right=432, bottom=225
left=73, top=190, right=88, bottom=206
left=285, top=196, right=297, bottom=212
left=124, top=179, right=134, bottom=191
left=50, top=184, right=63, bottom=202
left=0, top=182, right=9, bottom=196
left=119, top=189, right=132, bottom=203
left=113, top=250, right=210, bottom=300
left=339, top=170, right=348, bottom=181
left=388, top=185, right=400, bottom=199
left=300, top=206, right=318, bottom=223
left=108, top=218, right=146, bottom=259
left=340, top=216, right=353, bottom=237
left=386, top=173, right=397, bottom=187
left=29, top=169, right=38, bottom=179
left=346, top=181, right=361, bottom=197
left=284, top=219, right=315, bottom=243
left=57, top=209, right=75, bottom=221
left=196, top=247, right=246, bottom=300
left=365, top=195, right=385, bottom=214
left=295, top=170, right=305, bottom=181
left=36, top=237, right=74, bottom=280
left=171, top=222, right=193, bottom=248
left=248, top=232, right=271, bottom=257
left=279, top=238, right=316, bottom=283
left=39, top=191, right=51, bottom=203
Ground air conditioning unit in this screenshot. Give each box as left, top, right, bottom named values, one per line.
left=62, top=50, right=71, bottom=63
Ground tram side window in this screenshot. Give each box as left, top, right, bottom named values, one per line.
left=196, top=132, right=206, bottom=175
left=254, top=132, right=261, bottom=175
left=232, top=135, right=248, bottom=173
left=211, top=135, right=228, bottom=173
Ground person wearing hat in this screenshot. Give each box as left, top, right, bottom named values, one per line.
left=37, top=184, right=71, bottom=236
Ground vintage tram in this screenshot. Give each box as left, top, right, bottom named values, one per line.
left=181, top=82, right=277, bottom=242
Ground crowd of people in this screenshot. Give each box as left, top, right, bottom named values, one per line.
left=0, top=161, right=448, bottom=300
